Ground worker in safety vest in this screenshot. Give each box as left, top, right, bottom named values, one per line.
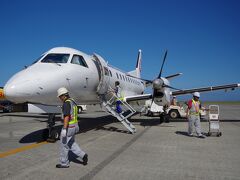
left=186, top=92, right=205, bottom=138
left=114, top=81, right=123, bottom=114
left=56, top=87, right=88, bottom=168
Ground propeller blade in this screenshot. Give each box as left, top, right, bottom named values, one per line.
left=165, top=73, right=183, bottom=79
left=158, top=50, right=168, bottom=78
left=163, top=84, right=183, bottom=91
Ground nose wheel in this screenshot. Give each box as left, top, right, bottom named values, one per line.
left=42, top=113, right=60, bottom=143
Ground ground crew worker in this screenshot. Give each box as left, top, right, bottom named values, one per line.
left=171, top=96, right=178, bottom=106
left=186, top=92, right=205, bottom=138
left=114, top=81, right=123, bottom=114
left=56, top=87, right=88, bottom=168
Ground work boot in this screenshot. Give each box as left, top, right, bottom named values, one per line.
left=56, top=164, right=69, bottom=168
left=82, top=154, right=88, bottom=165
left=188, top=133, right=193, bottom=137
left=197, top=134, right=205, bottom=139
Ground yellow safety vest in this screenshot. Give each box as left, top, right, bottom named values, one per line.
left=189, top=99, right=201, bottom=115
left=117, top=94, right=124, bottom=101
left=65, top=98, right=78, bottom=125
left=116, top=85, right=124, bottom=101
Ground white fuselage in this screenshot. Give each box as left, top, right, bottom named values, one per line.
left=4, top=47, right=145, bottom=105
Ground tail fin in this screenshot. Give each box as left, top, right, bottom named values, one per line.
left=128, top=49, right=142, bottom=78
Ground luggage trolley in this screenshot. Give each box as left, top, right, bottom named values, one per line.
left=207, top=105, right=222, bottom=137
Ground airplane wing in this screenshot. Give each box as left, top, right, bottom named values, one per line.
left=172, top=83, right=240, bottom=96
left=124, top=94, right=152, bottom=102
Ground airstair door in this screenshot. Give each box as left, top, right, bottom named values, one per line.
left=93, top=53, right=111, bottom=95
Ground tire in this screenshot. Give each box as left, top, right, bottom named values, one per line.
left=50, top=129, right=59, bottom=140
left=164, top=115, right=170, bottom=123
left=78, top=106, right=83, bottom=114
left=169, top=110, right=179, bottom=119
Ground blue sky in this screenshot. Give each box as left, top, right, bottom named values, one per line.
left=0, top=0, right=240, bottom=101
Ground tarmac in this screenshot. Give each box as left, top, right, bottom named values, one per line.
left=0, top=103, right=240, bottom=180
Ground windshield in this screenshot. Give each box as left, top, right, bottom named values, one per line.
left=41, top=53, right=70, bottom=63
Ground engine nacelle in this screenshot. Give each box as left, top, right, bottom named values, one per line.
left=153, top=88, right=171, bottom=107
left=152, top=77, right=171, bottom=107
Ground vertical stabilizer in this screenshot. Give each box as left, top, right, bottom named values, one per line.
left=128, top=49, right=142, bottom=78
left=135, top=49, right=142, bottom=78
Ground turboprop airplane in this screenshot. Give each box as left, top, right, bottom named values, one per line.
left=3, top=47, right=240, bottom=140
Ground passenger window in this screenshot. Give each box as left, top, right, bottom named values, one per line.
left=116, top=73, right=119, bottom=79
left=71, top=55, right=88, bottom=68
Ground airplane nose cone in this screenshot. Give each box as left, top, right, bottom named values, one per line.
left=4, top=80, right=33, bottom=103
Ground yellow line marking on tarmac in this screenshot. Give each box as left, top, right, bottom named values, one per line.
left=0, top=141, right=48, bottom=158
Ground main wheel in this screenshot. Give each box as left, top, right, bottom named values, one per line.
left=217, top=132, right=222, bottom=137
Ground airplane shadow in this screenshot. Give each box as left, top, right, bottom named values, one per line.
left=18, top=113, right=240, bottom=144
left=1, top=113, right=55, bottom=118
left=19, top=115, right=117, bottom=144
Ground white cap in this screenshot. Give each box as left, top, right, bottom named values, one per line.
left=193, top=92, right=200, bottom=98
left=57, top=87, right=69, bottom=97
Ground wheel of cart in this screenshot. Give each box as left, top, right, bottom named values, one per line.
left=207, top=105, right=222, bottom=137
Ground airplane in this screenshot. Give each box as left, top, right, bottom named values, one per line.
left=0, top=87, right=5, bottom=100
left=3, top=47, right=240, bottom=140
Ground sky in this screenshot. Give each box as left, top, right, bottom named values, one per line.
left=0, top=0, right=240, bottom=101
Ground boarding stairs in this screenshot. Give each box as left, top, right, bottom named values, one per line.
left=101, top=93, right=136, bottom=134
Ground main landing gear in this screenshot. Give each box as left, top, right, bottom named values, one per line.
left=159, top=112, right=170, bottom=123
left=42, top=113, right=60, bottom=143
left=159, top=106, right=170, bottom=123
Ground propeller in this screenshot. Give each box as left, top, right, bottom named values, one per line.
left=158, top=50, right=168, bottom=78
left=151, top=50, right=183, bottom=106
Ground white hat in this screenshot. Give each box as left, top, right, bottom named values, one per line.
left=193, top=92, right=200, bottom=98
left=57, top=87, right=69, bottom=97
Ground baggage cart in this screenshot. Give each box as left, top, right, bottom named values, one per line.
left=207, top=105, right=222, bottom=137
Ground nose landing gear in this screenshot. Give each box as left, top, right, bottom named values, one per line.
left=42, top=113, right=60, bottom=143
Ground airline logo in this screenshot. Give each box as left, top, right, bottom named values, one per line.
left=0, top=88, right=5, bottom=100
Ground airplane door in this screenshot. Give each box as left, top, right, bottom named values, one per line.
left=93, top=53, right=111, bottom=95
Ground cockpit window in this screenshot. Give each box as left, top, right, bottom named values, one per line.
left=71, top=55, right=88, bottom=68
left=41, top=53, right=70, bottom=63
